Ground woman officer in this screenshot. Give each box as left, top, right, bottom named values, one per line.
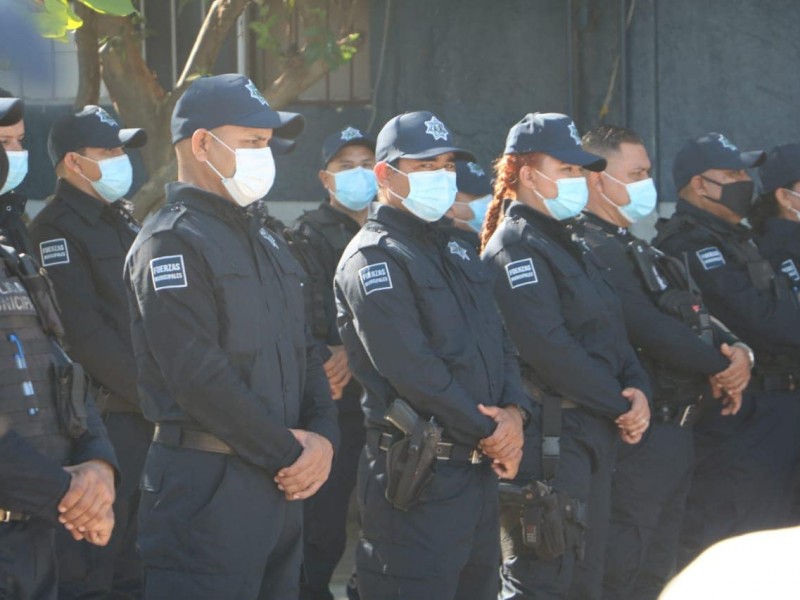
left=480, top=113, right=651, bottom=600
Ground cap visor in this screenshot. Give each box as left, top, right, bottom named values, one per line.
left=401, top=146, right=476, bottom=163
left=0, top=98, right=24, bottom=127
left=119, top=128, right=147, bottom=149
left=550, top=149, right=607, bottom=172
left=740, top=150, right=766, bottom=169
left=233, top=110, right=305, bottom=140
left=270, top=137, right=296, bottom=156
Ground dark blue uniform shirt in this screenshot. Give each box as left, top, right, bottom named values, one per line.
left=124, top=183, right=339, bottom=475
left=334, top=203, right=529, bottom=447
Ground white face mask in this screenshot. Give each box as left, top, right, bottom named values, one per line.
left=206, top=132, right=276, bottom=206
left=784, top=188, right=800, bottom=220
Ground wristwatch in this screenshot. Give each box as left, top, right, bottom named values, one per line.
left=512, top=404, right=532, bottom=429
left=733, top=342, right=756, bottom=370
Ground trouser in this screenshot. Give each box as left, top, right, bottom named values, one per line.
left=500, top=409, right=617, bottom=600
left=677, top=390, right=800, bottom=568
left=301, top=409, right=365, bottom=600
left=355, top=443, right=500, bottom=600
left=137, top=442, right=303, bottom=600
left=0, top=519, right=57, bottom=600
left=57, top=411, right=153, bottom=600
left=602, top=422, right=694, bottom=600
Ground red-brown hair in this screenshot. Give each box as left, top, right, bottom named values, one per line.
left=480, top=152, right=542, bottom=251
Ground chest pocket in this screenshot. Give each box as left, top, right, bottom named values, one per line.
left=256, top=235, right=307, bottom=339
left=205, top=244, right=263, bottom=353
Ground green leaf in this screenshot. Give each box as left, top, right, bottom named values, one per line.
left=35, top=0, right=83, bottom=38
left=76, top=0, right=137, bottom=16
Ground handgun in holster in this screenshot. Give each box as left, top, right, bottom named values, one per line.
left=382, top=398, right=443, bottom=511
left=498, top=394, right=587, bottom=561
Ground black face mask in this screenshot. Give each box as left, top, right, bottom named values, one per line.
left=701, top=176, right=754, bottom=217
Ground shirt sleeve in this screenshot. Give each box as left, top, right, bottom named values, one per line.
left=31, top=222, right=139, bottom=409
left=335, top=247, right=496, bottom=446
left=299, top=326, right=340, bottom=451
left=486, top=244, right=630, bottom=418
left=0, top=429, right=71, bottom=524
left=125, top=231, right=304, bottom=474
left=662, top=236, right=800, bottom=361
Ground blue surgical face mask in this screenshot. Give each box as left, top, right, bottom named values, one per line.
left=388, top=164, right=457, bottom=222
left=0, top=150, right=28, bottom=195
left=455, top=194, right=492, bottom=232
left=534, top=170, right=588, bottom=221
left=81, top=154, right=133, bottom=202
left=327, top=166, right=377, bottom=211
left=600, top=172, right=658, bottom=223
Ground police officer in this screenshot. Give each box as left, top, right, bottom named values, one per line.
left=0, top=96, right=119, bottom=599
left=480, top=113, right=651, bottom=600
left=27, top=105, right=149, bottom=598
left=654, top=132, right=800, bottom=561
left=292, top=126, right=375, bottom=600
left=334, top=110, right=530, bottom=600
left=750, top=143, right=800, bottom=301
left=579, top=125, right=753, bottom=599
left=440, top=159, right=493, bottom=249
left=0, top=87, right=33, bottom=255
left=124, top=74, right=339, bottom=599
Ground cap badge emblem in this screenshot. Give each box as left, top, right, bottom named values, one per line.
left=424, top=116, right=449, bottom=141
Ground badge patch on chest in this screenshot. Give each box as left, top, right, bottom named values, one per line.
left=506, top=258, right=538, bottom=289
left=39, top=238, right=70, bottom=267
left=447, top=240, right=470, bottom=261
left=696, top=247, right=726, bottom=271
left=780, top=258, right=800, bottom=282
left=259, top=227, right=280, bottom=249
left=359, top=262, right=393, bottom=295
left=150, top=255, right=188, bottom=291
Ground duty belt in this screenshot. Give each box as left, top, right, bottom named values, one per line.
left=367, top=429, right=484, bottom=465
left=653, top=402, right=700, bottom=428
left=0, top=509, right=29, bottom=523
left=153, top=423, right=234, bottom=455
left=751, top=370, right=797, bottom=393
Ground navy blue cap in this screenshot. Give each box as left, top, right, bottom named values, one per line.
left=270, top=137, right=296, bottom=156
left=504, top=112, right=606, bottom=171
left=48, top=105, right=146, bottom=167
left=759, top=143, right=800, bottom=194
left=375, top=111, right=474, bottom=163
left=171, top=74, right=304, bottom=144
left=0, top=97, right=23, bottom=127
left=673, top=132, right=765, bottom=190
left=321, top=126, right=375, bottom=167
left=455, top=160, right=492, bottom=196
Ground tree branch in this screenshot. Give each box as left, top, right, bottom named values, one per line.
left=176, top=0, right=254, bottom=89
left=74, top=3, right=101, bottom=109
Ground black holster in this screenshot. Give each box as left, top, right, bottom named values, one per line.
left=51, top=339, right=88, bottom=439
left=383, top=399, right=443, bottom=511
left=499, top=480, right=587, bottom=561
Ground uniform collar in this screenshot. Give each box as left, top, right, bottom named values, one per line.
left=674, top=197, right=750, bottom=239
left=369, top=202, right=443, bottom=242
left=54, top=179, right=107, bottom=226
left=167, top=182, right=250, bottom=223
left=757, top=217, right=800, bottom=255
left=580, top=211, right=630, bottom=238
left=319, top=199, right=361, bottom=232
left=507, top=200, right=585, bottom=260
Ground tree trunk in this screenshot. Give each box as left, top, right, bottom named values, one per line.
left=73, top=3, right=101, bottom=109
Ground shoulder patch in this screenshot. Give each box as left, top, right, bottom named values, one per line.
left=40, top=238, right=70, bottom=267
left=696, top=246, right=726, bottom=271
left=359, top=262, right=393, bottom=295
left=506, top=258, right=538, bottom=289
left=150, top=255, right=188, bottom=291
left=780, top=258, right=800, bottom=282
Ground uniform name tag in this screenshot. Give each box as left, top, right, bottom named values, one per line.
left=696, top=247, right=726, bottom=271
left=359, top=262, right=393, bottom=295
left=506, top=258, right=538, bottom=289
left=39, top=238, right=70, bottom=267
left=780, top=258, right=800, bottom=282
left=150, top=255, right=188, bottom=291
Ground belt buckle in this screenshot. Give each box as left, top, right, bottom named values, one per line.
left=469, top=448, right=483, bottom=464
left=679, top=404, right=696, bottom=427
left=0, top=510, right=11, bottom=523
left=435, top=441, right=453, bottom=460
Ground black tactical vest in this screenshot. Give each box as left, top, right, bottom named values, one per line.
left=0, top=262, right=70, bottom=463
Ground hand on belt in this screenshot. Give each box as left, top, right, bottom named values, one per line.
left=374, top=431, right=484, bottom=464
left=0, top=508, right=29, bottom=523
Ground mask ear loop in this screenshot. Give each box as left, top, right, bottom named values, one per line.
left=204, top=131, right=234, bottom=181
